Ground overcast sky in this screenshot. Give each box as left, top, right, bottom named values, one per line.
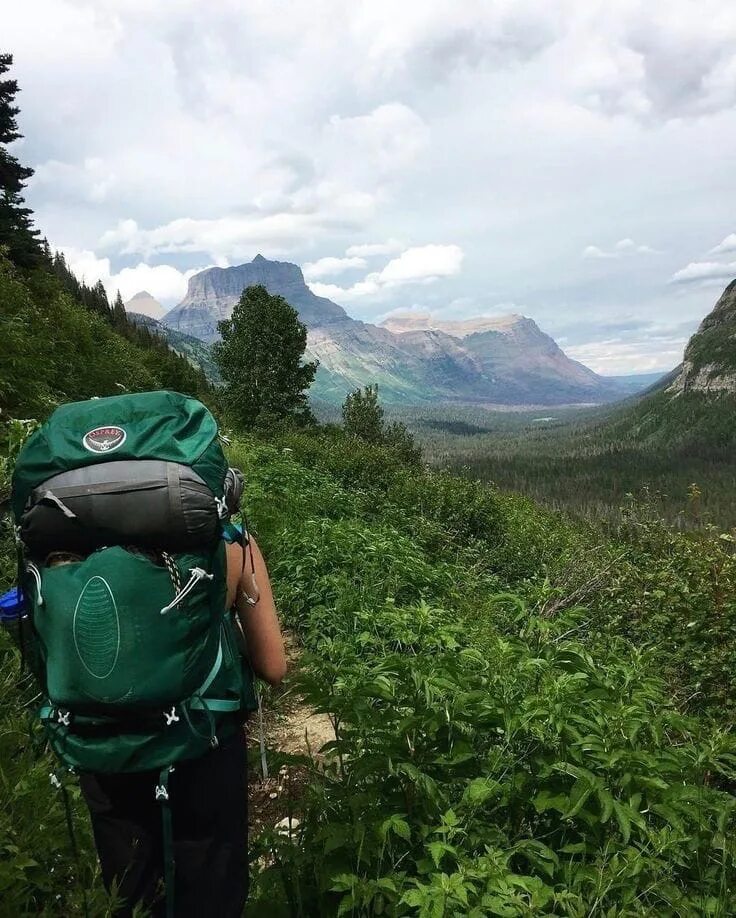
left=5, top=0, right=736, bottom=374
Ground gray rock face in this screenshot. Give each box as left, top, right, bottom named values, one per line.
left=669, top=279, right=736, bottom=394
left=164, top=255, right=625, bottom=406
left=166, top=255, right=349, bottom=340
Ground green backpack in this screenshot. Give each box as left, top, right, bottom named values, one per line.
left=11, top=390, right=257, bottom=776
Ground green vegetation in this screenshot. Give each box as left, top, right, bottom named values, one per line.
left=683, top=281, right=736, bottom=378
left=342, top=385, right=421, bottom=465
left=214, top=284, right=317, bottom=429
left=3, top=422, right=736, bottom=915
left=239, top=435, right=736, bottom=915
left=0, top=256, right=212, bottom=422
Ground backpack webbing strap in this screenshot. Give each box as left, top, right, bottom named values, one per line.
left=156, top=766, right=175, bottom=918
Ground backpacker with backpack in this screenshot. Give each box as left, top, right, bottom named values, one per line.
left=10, top=390, right=257, bottom=912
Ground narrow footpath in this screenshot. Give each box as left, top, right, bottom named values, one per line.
left=247, top=633, right=335, bottom=837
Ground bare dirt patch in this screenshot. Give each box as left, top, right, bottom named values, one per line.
left=247, top=632, right=335, bottom=836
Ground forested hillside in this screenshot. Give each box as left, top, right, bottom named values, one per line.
left=1, top=255, right=213, bottom=423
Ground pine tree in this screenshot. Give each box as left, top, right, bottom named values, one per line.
left=0, top=53, right=41, bottom=268
left=112, top=290, right=127, bottom=329
left=213, top=284, right=318, bottom=429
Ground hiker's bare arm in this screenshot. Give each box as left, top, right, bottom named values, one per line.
left=226, top=538, right=287, bottom=686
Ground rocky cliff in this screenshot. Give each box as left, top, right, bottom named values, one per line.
left=669, top=279, right=736, bottom=394
left=164, top=255, right=625, bottom=406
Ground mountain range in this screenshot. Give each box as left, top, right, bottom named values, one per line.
left=161, top=255, right=629, bottom=407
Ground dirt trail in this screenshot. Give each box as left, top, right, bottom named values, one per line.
left=247, top=633, right=335, bottom=835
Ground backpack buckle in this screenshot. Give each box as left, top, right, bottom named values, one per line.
left=155, top=784, right=169, bottom=801
left=163, top=706, right=180, bottom=726
left=57, top=709, right=71, bottom=726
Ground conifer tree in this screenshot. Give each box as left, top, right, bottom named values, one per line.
left=0, top=53, right=41, bottom=268
left=213, top=284, right=317, bottom=429
left=112, top=290, right=127, bottom=329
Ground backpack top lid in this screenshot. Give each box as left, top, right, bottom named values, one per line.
left=11, top=390, right=227, bottom=520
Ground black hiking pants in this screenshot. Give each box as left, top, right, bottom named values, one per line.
left=79, top=729, right=248, bottom=917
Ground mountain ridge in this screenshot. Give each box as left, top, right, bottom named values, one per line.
left=164, top=255, right=626, bottom=407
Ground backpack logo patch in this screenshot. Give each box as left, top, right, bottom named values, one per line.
left=73, top=576, right=121, bottom=679
left=82, top=426, right=127, bottom=453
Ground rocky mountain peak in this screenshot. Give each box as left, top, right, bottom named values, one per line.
left=166, top=255, right=348, bottom=342
left=669, top=279, right=736, bottom=394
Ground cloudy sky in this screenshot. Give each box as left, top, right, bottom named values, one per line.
left=5, top=0, right=736, bottom=374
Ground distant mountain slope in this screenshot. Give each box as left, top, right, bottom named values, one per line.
left=668, top=279, right=736, bottom=395
left=603, top=280, right=736, bottom=449
left=127, top=312, right=221, bottom=383
left=164, top=255, right=626, bottom=407
left=124, top=290, right=167, bottom=320
left=606, top=372, right=669, bottom=395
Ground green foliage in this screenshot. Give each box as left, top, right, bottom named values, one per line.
left=342, top=385, right=421, bottom=465
left=1, top=422, right=736, bottom=914
left=343, top=384, right=385, bottom=444
left=214, top=284, right=318, bottom=430
left=112, top=290, right=126, bottom=329
left=0, top=256, right=212, bottom=420
left=230, top=435, right=736, bottom=916
left=394, top=399, right=736, bottom=529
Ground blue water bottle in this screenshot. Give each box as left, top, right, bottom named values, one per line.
left=0, top=586, right=31, bottom=648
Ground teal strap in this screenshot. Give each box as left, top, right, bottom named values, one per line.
left=196, top=639, right=223, bottom=697
left=189, top=697, right=241, bottom=712
left=39, top=704, right=52, bottom=720
left=156, top=766, right=175, bottom=918
left=221, top=522, right=243, bottom=544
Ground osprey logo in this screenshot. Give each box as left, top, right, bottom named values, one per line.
left=82, top=426, right=127, bottom=453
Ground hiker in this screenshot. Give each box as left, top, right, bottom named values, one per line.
left=11, top=391, right=287, bottom=917
left=79, top=533, right=286, bottom=917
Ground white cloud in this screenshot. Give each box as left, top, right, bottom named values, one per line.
left=324, top=103, right=428, bottom=176
left=62, top=248, right=205, bottom=305
left=583, top=238, right=659, bottom=259
left=583, top=245, right=616, bottom=260
left=378, top=244, right=464, bottom=284
left=567, top=335, right=688, bottom=375
left=97, top=186, right=377, bottom=263
left=308, top=243, right=464, bottom=301
left=5, top=0, right=736, bottom=369
left=302, top=256, right=367, bottom=280
left=710, top=233, right=736, bottom=255
left=31, top=157, right=117, bottom=203
left=345, top=239, right=404, bottom=257
left=670, top=260, right=736, bottom=286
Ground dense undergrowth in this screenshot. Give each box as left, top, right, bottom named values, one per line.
left=1, top=429, right=735, bottom=915
left=231, top=434, right=736, bottom=916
